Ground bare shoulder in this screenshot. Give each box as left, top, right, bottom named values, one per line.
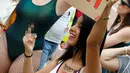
left=119, top=27, right=130, bottom=40
left=37, top=60, right=59, bottom=73
left=119, top=27, right=130, bottom=36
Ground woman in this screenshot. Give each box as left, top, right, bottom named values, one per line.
left=23, top=0, right=117, bottom=72
left=38, top=7, right=76, bottom=70
left=6, top=0, right=71, bottom=62
left=104, top=0, right=130, bottom=49
left=0, top=0, right=71, bottom=72
left=101, top=0, right=130, bottom=72
left=101, top=46, right=130, bottom=73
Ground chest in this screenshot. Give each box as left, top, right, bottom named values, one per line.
left=57, top=61, right=83, bottom=73
left=32, top=0, right=51, bottom=6
left=15, top=0, right=57, bottom=21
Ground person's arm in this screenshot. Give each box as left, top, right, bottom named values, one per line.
left=56, top=0, right=71, bottom=16
left=83, top=1, right=117, bottom=73
left=24, top=55, right=58, bottom=73
left=23, top=27, right=58, bottom=73
left=100, top=47, right=126, bottom=71
left=24, top=54, right=34, bottom=73
left=23, top=27, right=36, bottom=73
left=101, top=45, right=130, bottom=71
left=104, top=27, right=130, bottom=48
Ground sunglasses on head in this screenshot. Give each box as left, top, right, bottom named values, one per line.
left=121, top=0, right=130, bottom=8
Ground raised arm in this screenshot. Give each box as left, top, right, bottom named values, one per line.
left=23, top=27, right=36, bottom=73
left=100, top=45, right=130, bottom=71
left=23, top=27, right=59, bottom=73
left=100, top=47, right=126, bottom=71
left=84, top=0, right=118, bottom=73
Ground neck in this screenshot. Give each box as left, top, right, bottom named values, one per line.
left=72, top=54, right=82, bottom=66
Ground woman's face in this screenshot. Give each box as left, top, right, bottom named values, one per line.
left=67, top=16, right=83, bottom=46
left=117, top=0, right=130, bottom=15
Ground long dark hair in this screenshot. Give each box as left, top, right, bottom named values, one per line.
left=58, top=14, right=107, bottom=66
left=58, top=14, right=96, bottom=66
left=109, top=0, right=130, bottom=35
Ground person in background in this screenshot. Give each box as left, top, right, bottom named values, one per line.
left=101, top=0, right=130, bottom=73
left=37, top=7, right=76, bottom=70
left=45, top=41, right=68, bottom=66
left=0, top=0, right=72, bottom=72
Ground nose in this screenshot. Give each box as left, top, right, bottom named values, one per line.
left=70, top=24, right=76, bottom=32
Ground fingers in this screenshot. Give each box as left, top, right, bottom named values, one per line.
left=30, top=24, right=34, bottom=29
left=31, top=33, right=37, bottom=39
left=107, top=0, right=118, bottom=6
left=25, top=28, right=31, bottom=37
left=24, top=24, right=37, bottom=44
left=27, top=27, right=32, bottom=34
left=28, top=37, right=35, bottom=44
left=25, top=24, right=35, bottom=35
left=25, top=33, right=37, bottom=41
left=29, top=23, right=34, bottom=33
left=23, top=33, right=37, bottom=45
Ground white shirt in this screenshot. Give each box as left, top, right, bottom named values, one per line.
left=45, top=7, right=76, bottom=44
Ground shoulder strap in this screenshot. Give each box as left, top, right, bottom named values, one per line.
left=79, top=67, right=85, bottom=73
left=75, top=67, right=85, bottom=73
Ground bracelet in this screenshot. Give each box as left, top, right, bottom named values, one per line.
left=124, top=46, right=128, bottom=55
left=101, top=17, right=109, bottom=20
left=24, top=53, right=33, bottom=58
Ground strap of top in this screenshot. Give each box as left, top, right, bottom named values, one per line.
left=75, top=67, right=85, bottom=73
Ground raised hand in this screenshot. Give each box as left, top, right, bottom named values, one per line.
left=107, top=0, right=118, bottom=6
left=23, top=24, right=37, bottom=55
left=126, top=46, right=130, bottom=55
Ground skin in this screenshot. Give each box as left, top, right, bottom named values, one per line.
left=104, top=0, right=130, bottom=48
left=30, top=0, right=71, bottom=16
left=23, top=0, right=117, bottom=73
left=101, top=0, right=130, bottom=72
left=0, top=0, right=71, bottom=72
left=67, top=16, right=83, bottom=46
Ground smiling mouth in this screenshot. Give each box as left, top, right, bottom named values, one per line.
left=69, top=32, right=76, bottom=39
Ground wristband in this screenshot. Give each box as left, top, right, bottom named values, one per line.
left=101, top=17, right=109, bottom=20
left=24, top=53, right=33, bottom=58
left=124, top=46, right=128, bottom=55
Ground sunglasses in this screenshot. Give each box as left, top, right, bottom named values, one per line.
left=121, top=0, right=130, bottom=8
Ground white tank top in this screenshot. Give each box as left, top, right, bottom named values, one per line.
left=50, top=62, right=84, bottom=73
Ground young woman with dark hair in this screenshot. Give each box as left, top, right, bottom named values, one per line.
left=23, top=0, right=117, bottom=73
